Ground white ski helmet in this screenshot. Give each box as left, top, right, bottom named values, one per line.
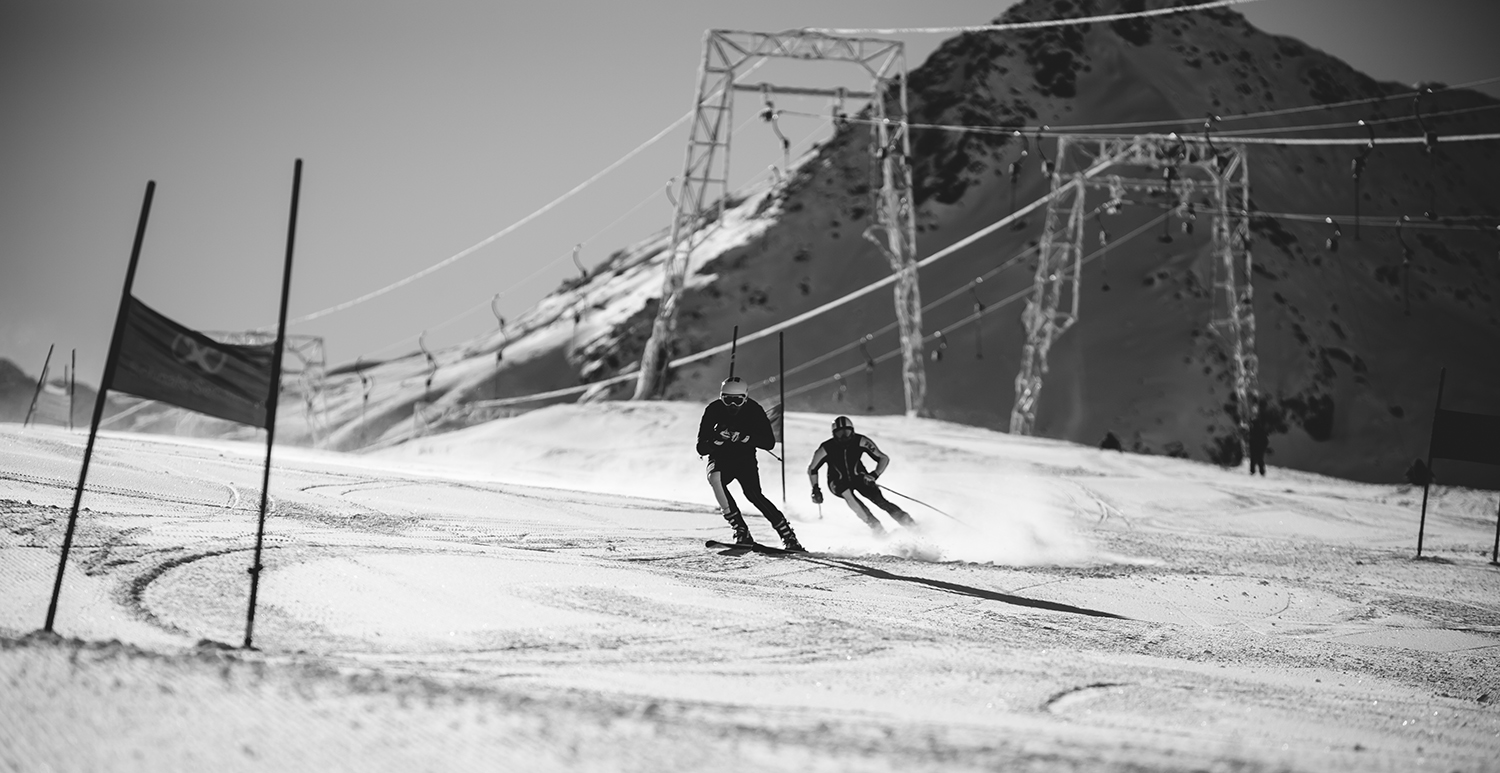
left=720, top=377, right=748, bottom=398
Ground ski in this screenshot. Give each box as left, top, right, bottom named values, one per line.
left=704, top=539, right=806, bottom=556
left=705, top=539, right=754, bottom=553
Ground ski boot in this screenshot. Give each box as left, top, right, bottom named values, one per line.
left=722, top=509, right=754, bottom=546
left=772, top=519, right=806, bottom=552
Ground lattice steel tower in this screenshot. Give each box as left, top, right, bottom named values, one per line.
left=1009, top=133, right=1258, bottom=443
left=214, top=331, right=328, bottom=446
left=633, top=29, right=927, bottom=416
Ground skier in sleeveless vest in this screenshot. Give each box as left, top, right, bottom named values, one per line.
left=807, top=416, right=917, bottom=535
left=697, top=377, right=805, bottom=551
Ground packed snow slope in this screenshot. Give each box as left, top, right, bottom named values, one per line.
left=2, top=411, right=1499, bottom=771
left=290, top=0, right=1500, bottom=488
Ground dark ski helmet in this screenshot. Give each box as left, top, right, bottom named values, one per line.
left=832, top=416, right=855, bottom=436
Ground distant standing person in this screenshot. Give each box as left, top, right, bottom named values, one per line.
left=1247, top=405, right=1269, bottom=476
left=807, top=416, right=917, bottom=536
left=697, top=377, right=804, bottom=551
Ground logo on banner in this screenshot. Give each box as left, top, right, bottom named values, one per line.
left=172, top=334, right=228, bottom=374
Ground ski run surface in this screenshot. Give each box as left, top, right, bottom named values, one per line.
left=2, top=402, right=1498, bottom=771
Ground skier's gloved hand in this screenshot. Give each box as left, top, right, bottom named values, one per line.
left=862, top=473, right=879, bottom=486
left=811, top=485, right=823, bottom=504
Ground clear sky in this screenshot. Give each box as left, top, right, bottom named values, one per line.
left=3, top=0, right=1497, bottom=384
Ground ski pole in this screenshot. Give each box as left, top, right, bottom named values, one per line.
left=876, top=482, right=971, bottom=526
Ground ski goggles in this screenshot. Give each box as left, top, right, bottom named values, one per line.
left=833, top=427, right=853, bottom=438
left=722, top=394, right=746, bottom=406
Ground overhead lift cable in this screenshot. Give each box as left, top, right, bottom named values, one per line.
left=807, top=0, right=1266, bottom=35
left=775, top=101, right=1500, bottom=143
left=775, top=213, right=1170, bottom=401
left=459, top=149, right=1131, bottom=411
left=349, top=114, right=831, bottom=365
left=1085, top=132, right=1500, bottom=147
left=1245, top=211, right=1499, bottom=232
left=283, top=117, right=689, bottom=328
left=283, top=59, right=770, bottom=328
left=753, top=242, right=1044, bottom=393
left=1213, top=104, right=1500, bottom=137
left=347, top=184, right=667, bottom=364
left=1197, top=75, right=1500, bottom=126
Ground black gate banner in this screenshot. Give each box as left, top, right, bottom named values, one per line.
left=110, top=296, right=275, bottom=428
left=1431, top=408, right=1500, bottom=468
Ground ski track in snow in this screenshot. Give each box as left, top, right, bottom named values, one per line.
left=2, top=414, right=1499, bottom=772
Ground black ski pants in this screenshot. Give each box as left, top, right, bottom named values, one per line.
left=833, top=476, right=915, bottom=532
left=707, top=456, right=790, bottom=529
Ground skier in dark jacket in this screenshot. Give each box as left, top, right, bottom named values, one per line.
left=697, top=377, right=804, bottom=551
left=807, top=416, right=916, bottom=535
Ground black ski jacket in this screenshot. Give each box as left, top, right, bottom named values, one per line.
left=696, top=398, right=776, bottom=461
left=811, top=433, right=884, bottom=486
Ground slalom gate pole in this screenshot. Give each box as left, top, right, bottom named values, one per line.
left=728, top=325, right=739, bottom=380
left=44, top=181, right=155, bottom=634
left=1491, top=495, right=1499, bottom=565
left=243, top=159, right=302, bottom=651
left=876, top=482, right=971, bottom=527
left=779, top=331, right=786, bottom=506
left=69, top=349, right=76, bottom=431
left=23, top=344, right=55, bottom=428
left=1416, top=367, right=1444, bottom=558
